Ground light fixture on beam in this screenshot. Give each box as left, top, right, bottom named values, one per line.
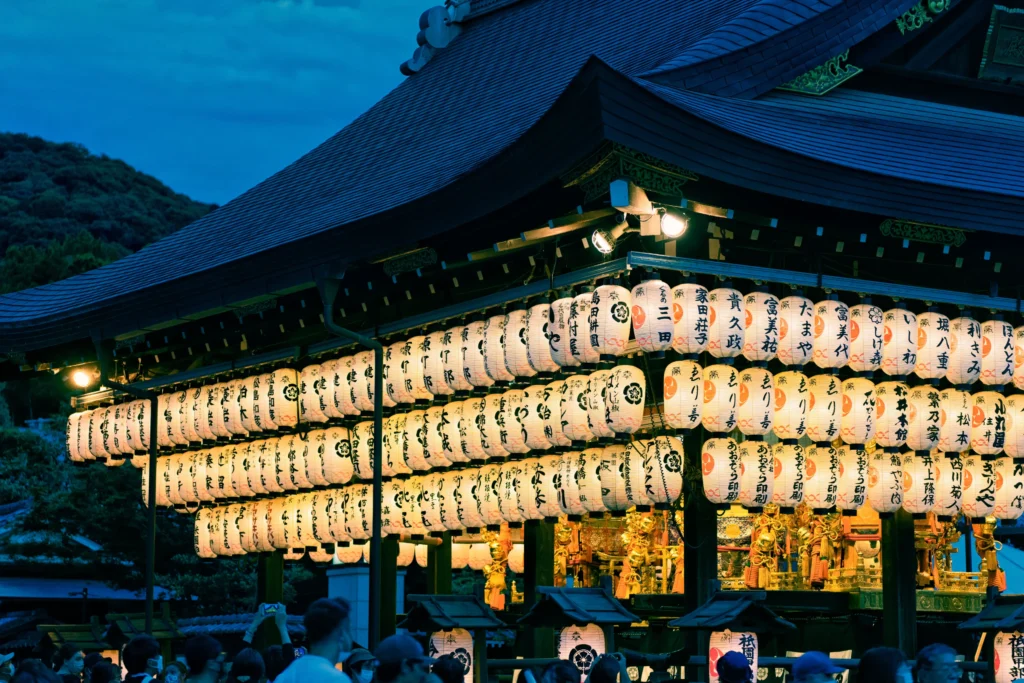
left=592, top=217, right=636, bottom=255
left=64, top=364, right=101, bottom=390
left=610, top=179, right=654, bottom=215
left=659, top=209, right=688, bottom=238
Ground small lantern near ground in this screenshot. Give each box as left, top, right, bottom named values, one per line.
left=401, top=594, right=505, bottom=683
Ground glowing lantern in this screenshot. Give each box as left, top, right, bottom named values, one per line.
left=848, top=303, right=884, bottom=373
left=66, top=412, right=84, bottom=462
left=438, top=471, right=467, bottom=532
left=338, top=485, right=367, bottom=542
left=961, top=455, right=997, bottom=519
left=1005, top=395, right=1024, bottom=462
left=252, top=373, right=277, bottom=432
left=497, top=461, right=525, bottom=525
left=525, top=302, right=560, bottom=374
left=906, top=386, right=941, bottom=453
left=599, top=444, right=636, bottom=513
left=558, top=450, right=586, bottom=517
left=335, top=542, right=364, bottom=564
left=508, top=544, right=525, bottom=573
left=709, top=632, right=756, bottom=683
left=586, top=370, right=615, bottom=440
left=805, top=374, right=841, bottom=444
left=88, top=407, right=111, bottom=460
left=384, top=341, right=410, bottom=406
left=803, top=445, right=839, bottom=512
left=701, top=437, right=740, bottom=506
left=480, top=394, right=510, bottom=460
left=739, top=291, right=780, bottom=363
left=504, top=308, right=536, bottom=379
left=549, top=296, right=580, bottom=369
left=403, top=410, right=431, bottom=472
left=972, top=391, right=1008, bottom=457
left=579, top=447, right=608, bottom=515
left=948, top=317, right=982, bottom=386
left=631, top=279, right=672, bottom=355
left=442, top=402, right=471, bottom=465
left=587, top=282, right=631, bottom=359
left=420, top=331, right=453, bottom=398
left=423, top=405, right=452, bottom=469
left=517, top=458, right=543, bottom=521
left=737, top=440, right=774, bottom=509
left=1015, top=327, right=1024, bottom=392
left=300, top=365, right=329, bottom=423
left=219, top=383, right=244, bottom=438
left=521, top=385, right=552, bottom=451
left=840, top=377, right=875, bottom=446
left=350, top=421, right=375, bottom=480
left=317, top=360, right=344, bottom=420
left=932, top=454, right=964, bottom=520
left=537, top=454, right=566, bottom=519
left=569, top=290, right=601, bottom=366
left=777, top=295, right=814, bottom=367
left=702, top=364, right=739, bottom=433
left=882, top=308, right=918, bottom=377
left=772, top=443, right=805, bottom=510
left=982, top=319, right=1015, bottom=386
left=124, top=400, right=146, bottom=453
left=477, top=465, right=504, bottom=527
left=558, top=624, right=606, bottom=676
left=914, top=311, right=951, bottom=380
left=707, top=287, right=745, bottom=359
left=867, top=450, right=904, bottom=515
left=461, top=321, right=493, bottom=388
left=812, top=298, right=851, bottom=370
left=237, top=503, right=257, bottom=553
left=606, top=364, right=646, bottom=435
left=468, top=543, right=493, bottom=570
left=544, top=381, right=573, bottom=449
left=772, top=370, right=808, bottom=441
left=835, top=445, right=868, bottom=513
left=993, top=631, right=1024, bottom=683
left=641, top=436, right=684, bottom=508
left=402, top=336, right=433, bottom=402
left=177, top=390, right=199, bottom=444
left=430, top=630, right=474, bottom=683
left=902, top=452, right=937, bottom=516
left=419, top=473, right=444, bottom=535
left=672, top=282, right=710, bottom=356
left=237, top=379, right=259, bottom=432
left=194, top=509, right=216, bottom=559
left=501, top=390, right=531, bottom=456
left=385, top=413, right=413, bottom=477
left=450, top=542, right=470, bottom=569
left=441, top=326, right=473, bottom=393
left=268, top=369, right=301, bottom=428
left=458, top=398, right=488, bottom=463
left=314, top=427, right=351, bottom=485
left=232, top=443, right=255, bottom=498
left=938, top=389, right=972, bottom=453
left=77, top=409, right=96, bottom=461
left=484, top=314, right=514, bottom=383
left=993, top=457, right=1024, bottom=521
left=874, top=381, right=909, bottom=450
left=664, top=360, right=702, bottom=432
left=289, top=434, right=314, bottom=489
left=562, top=375, right=595, bottom=444
left=167, top=392, right=189, bottom=446
left=736, top=368, right=773, bottom=437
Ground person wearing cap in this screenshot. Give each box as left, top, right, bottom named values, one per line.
left=275, top=598, right=354, bottom=683
left=342, top=649, right=376, bottom=683
left=373, top=634, right=436, bottom=683
left=716, top=651, right=753, bottom=683
left=791, top=652, right=845, bottom=683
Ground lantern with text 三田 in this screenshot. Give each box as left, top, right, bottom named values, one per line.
left=707, top=287, right=745, bottom=359
left=631, top=278, right=673, bottom=355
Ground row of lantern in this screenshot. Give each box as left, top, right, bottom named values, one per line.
left=331, top=541, right=526, bottom=572
left=665, top=360, right=1024, bottom=458
left=188, top=438, right=685, bottom=558
left=703, top=438, right=1024, bottom=520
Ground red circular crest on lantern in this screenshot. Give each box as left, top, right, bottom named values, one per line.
left=664, top=376, right=678, bottom=400
left=704, top=380, right=716, bottom=403
left=702, top=451, right=715, bottom=476
left=631, top=305, right=646, bottom=329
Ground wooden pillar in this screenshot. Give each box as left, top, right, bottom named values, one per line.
left=255, top=552, right=284, bottom=648
left=683, top=426, right=715, bottom=682
left=473, top=628, right=489, bottom=683
left=427, top=533, right=453, bottom=595
left=881, top=509, right=917, bottom=655
left=381, top=536, right=400, bottom=639
left=525, top=520, right=555, bottom=658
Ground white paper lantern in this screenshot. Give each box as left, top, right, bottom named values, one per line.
left=702, top=364, right=738, bottom=433
left=300, top=365, right=329, bottom=424
left=196, top=451, right=217, bottom=501
left=867, top=449, right=904, bottom=515
left=174, top=391, right=197, bottom=445
left=664, top=360, right=702, bottom=432
left=544, top=381, right=573, bottom=449
left=993, top=631, right=1024, bottom=683
left=477, top=465, right=504, bottom=527
left=450, top=542, right=470, bottom=569
left=812, top=298, right=851, bottom=370
left=606, top=364, right=646, bottom=435
left=777, top=295, right=814, bottom=367
left=419, top=472, right=444, bottom=534
left=803, top=445, right=839, bottom=512
left=521, top=385, right=553, bottom=451
left=440, top=470, right=471, bottom=531
left=429, top=630, right=474, bottom=683
left=707, top=287, right=745, bottom=359
left=209, top=384, right=232, bottom=439
left=526, top=303, right=560, bottom=374
left=501, top=390, right=531, bottom=456
left=805, top=374, right=840, bottom=444
left=386, top=413, right=413, bottom=477
left=948, top=317, right=982, bottom=386
left=631, top=280, right=673, bottom=354
left=709, top=632, right=756, bottom=683
left=484, top=314, right=514, bottom=383
left=66, top=412, right=84, bottom=462
left=1005, top=395, right=1024, bottom=461
left=962, top=454, right=997, bottom=519
left=736, top=368, right=773, bottom=437
left=702, top=437, right=740, bottom=506
left=233, top=443, right=256, bottom=498
left=562, top=375, right=595, bottom=444
left=252, top=373, right=278, bottom=432
left=581, top=282, right=629, bottom=359
left=1015, top=327, right=1024, bottom=392
left=993, top=457, right=1024, bottom=521
left=335, top=541, right=364, bottom=564
left=901, top=452, right=937, bottom=516
left=222, top=444, right=243, bottom=497
left=423, top=405, right=453, bottom=469
left=586, top=370, right=614, bottom=440
left=566, top=290, right=599, bottom=366
left=124, top=401, right=145, bottom=453
left=504, top=309, right=536, bottom=379
left=641, top=436, right=684, bottom=508
left=771, top=443, right=805, bottom=509
left=469, top=543, right=494, bottom=570
left=462, top=321, right=493, bottom=388
left=155, top=395, right=173, bottom=448
left=421, top=331, right=454, bottom=398
left=848, top=303, right=884, bottom=373
left=549, top=296, right=580, bottom=369
left=913, top=311, right=951, bottom=380
left=939, top=389, right=972, bottom=453
left=381, top=480, right=403, bottom=535
left=287, top=434, right=313, bottom=489
left=882, top=308, right=918, bottom=377
left=77, top=408, right=97, bottom=461
left=404, top=410, right=431, bottom=472
left=559, top=450, right=587, bottom=516
left=319, top=427, right=354, bottom=485
left=441, top=327, right=473, bottom=393
left=384, top=342, right=411, bottom=406
left=772, top=370, right=808, bottom=441
left=972, top=391, right=1008, bottom=457
left=579, top=447, right=608, bottom=515
left=537, top=454, right=565, bottom=519
left=518, top=459, right=544, bottom=522
left=982, top=319, right=1015, bottom=386
left=558, top=624, right=606, bottom=676
left=268, top=369, right=301, bottom=428
left=835, top=445, right=868, bottom=513
left=497, top=461, right=525, bottom=525
left=236, top=378, right=259, bottom=432
left=166, top=392, right=189, bottom=446
left=738, top=291, right=780, bottom=363
left=874, top=381, right=909, bottom=450
left=737, top=440, right=774, bottom=509
left=481, top=394, right=510, bottom=459
left=906, top=386, right=941, bottom=453
left=352, top=351, right=379, bottom=412
left=457, top=398, right=488, bottom=463
left=508, top=544, right=525, bottom=573
left=598, top=444, right=630, bottom=513
left=442, top=402, right=471, bottom=464
left=351, top=421, right=375, bottom=480
left=104, top=404, right=125, bottom=456
left=672, top=283, right=710, bottom=356
left=403, top=336, right=433, bottom=402
left=194, top=508, right=217, bottom=559
left=317, top=360, right=345, bottom=420
left=840, top=377, right=876, bottom=446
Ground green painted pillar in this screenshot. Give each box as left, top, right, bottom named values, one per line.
left=881, top=508, right=917, bottom=655
left=255, top=552, right=284, bottom=648
left=683, top=426, right=715, bottom=682
left=427, top=534, right=453, bottom=595
left=473, top=628, right=489, bottom=683
left=524, top=520, right=555, bottom=658
left=381, top=536, right=400, bottom=639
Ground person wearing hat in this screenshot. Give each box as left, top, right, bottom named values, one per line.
left=373, top=635, right=436, bottom=683
left=791, top=652, right=845, bottom=683
left=716, top=651, right=753, bottom=683
left=342, top=649, right=375, bottom=683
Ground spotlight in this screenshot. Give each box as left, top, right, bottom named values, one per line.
left=660, top=210, right=688, bottom=238
left=65, top=366, right=99, bottom=390
left=591, top=219, right=633, bottom=255
left=72, top=370, right=92, bottom=388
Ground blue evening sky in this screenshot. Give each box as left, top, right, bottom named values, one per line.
left=0, top=0, right=425, bottom=204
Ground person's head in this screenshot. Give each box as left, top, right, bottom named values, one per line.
left=541, top=660, right=580, bottom=683
left=791, top=652, right=844, bottom=683
left=90, top=664, right=120, bottom=683
left=261, top=647, right=286, bottom=683
left=716, top=652, right=753, bottom=683
left=859, top=647, right=911, bottom=683
left=2, top=653, right=16, bottom=682
left=227, top=649, right=264, bottom=683
left=57, top=646, right=85, bottom=675
left=83, top=654, right=110, bottom=678
left=161, top=662, right=187, bottom=683
left=914, top=644, right=960, bottom=683
left=431, top=655, right=465, bottom=683
left=304, top=598, right=353, bottom=660
left=344, top=649, right=377, bottom=683
left=122, top=636, right=161, bottom=676
left=586, top=655, right=619, bottom=683
left=184, top=636, right=224, bottom=683
left=374, top=634, right=435, bottom=683
left=13, top=660, right=60, bottom=683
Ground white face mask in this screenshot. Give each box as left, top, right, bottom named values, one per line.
left=356, top=671, right=374, bottom=683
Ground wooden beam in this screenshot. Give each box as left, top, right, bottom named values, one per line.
left=881, top=509, right=917, bottom=655
left=427, top=533, right=453, bottom=594
left=524, top=520, right=556, bottom=658
left=683, top=423, right=715, bottom=682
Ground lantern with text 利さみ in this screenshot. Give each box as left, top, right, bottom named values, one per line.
left=742, top=291, right=779, bottom=363
left=737, top=440, right=774, bottom=510
left=972, top=391, right=1008, bottom=458
left=558, top=624, right=606, bottom=676
left=631, top=278, right=673, bottom=355
left=867, top=450, right=904, bottom=516
left=671, top=282, right=710, bottom=356
left=812, top=298, right=851, bottom=371
left=548, top=295, right=580, bottom=369
left=772, top=371, right=808, bottom=441
left=526, top=301, right=561, bottom=374
left=772, top=443, right=805, bottom=511
left=882, top=308, right=918, bottom=377
left=736, top=368, right=774, bottom=437
left=569, top=289, right=601, bottom=366
left=848, top=302, right=883, bottom=373
left=776, top=295, right=814, bottom=367
left=803, top=445, right=839, bottom=513
left=993, top=457, right=1024, bottom=521
left=840, top=377, right=875, bottom=446
left=982, top=319, right=1015, bottom=386
left=835, top=445, right=868, bottom=514
left=947, top=316, right=983, bottom=386
left=664, top=360, right=702, bottom=432
left=961, top=455, right=997, bottom=520
left=702, top=365, right=739, bottom=433
left=805, top=374, right=841, bottom=445
left=709, top=632, right=757, bottom=683
left=915, top=311, right=951, bottom=380
left=503, top=308, right=535, bottom=379
left=484, top=314, right=515, bottom=384
left=902, top=452, right=937, bottom=517
left=702, top=437, right=740, bottom=507
left=707, top=287, right=745, bottom=359
left=938, top=389, right=972, bottom=454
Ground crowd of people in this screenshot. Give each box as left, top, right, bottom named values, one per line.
left=0, top=597, right=968, bottom=683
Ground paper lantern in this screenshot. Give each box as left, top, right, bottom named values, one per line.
left=526, top=302, right=560, bottom=374
left=962, top=455, right=997, bottom=519
left=345, top=485, right=372, bottom=541
left=231, top=443, right=254, bottom=498
left=380, top=481, right=403, bottom=535
left=403, top=336, right=433, bottom=402
left=167, top=392, right=189, bottom=446
left=631, top=280, right=672, bottom=354
left=906, top=386, right=941, bottom=452
left=835, top=445, right=867, bottom=513
left=702, top=437, right=740, bottom=506
left=598, top=444, right=629, bottom=513
left=252, top=373, right=278, bottom=432
left=423, top=405, right=453, bottom=469
left=772, top=370, right=808, bottom=440
left=384, top=342, right=411, bottom=406
left=500, top=390, right=531, bottom=456
left=606, top=364, right=646, bottom=435
left=323, top=490, right=349, bottom=546
left=585, top=282, right=630, bottom=358
left=993, top=631, right=1024, bottom=683
left=938, top=389, right=972, bottom=453
left=385, top=413, right=413, bottom=477
left=227, top=380, right=251, bottom=437
left=154, top=395, right=172, bottom=448
left=739, top=291, right=780, bottom=363
left=508, top=544, right=525, bottom=573
left=569, top=290, right=601, bottom=366
left=287, top=434, right=313, bottom=489
left=235, top=379, right=259, bottom=433
left=441, top=327, right=473, bottom=392
left=812, top=298, right=851, bottom=370
left=771, top=443, right=804, bottom=509
left=1005, top=395, right=1024, bottom=461
left=477, top=464, right=505, bottom=527
left=736, top=368, right=773, bottom=437
left=848, top=303, right=884, bottom=373
left=404, top=410, right=432, bottom=472
left=874, top=381, right=909, bottom=450
left=428, top=629, right=474, bottom=683
left=558, top=624, right=606, bottom=676
left=882, top=308, right=918, bottom=377
left=579, top=447, right=609, bottom=515
left=805, top=374, right=840, bottom=444
left=521, top=385, right=553, bottom=451
left=586, top=370, right=615, bottom=440
left=664, top=360, right=702, bottom=432
left=209, top=384, right=233, bottom=439
left=268, top=369, right=301, bottom=428
left=318, top=427, right=354, bottom=485
left=537, top=455, right=565, bottom=519
left=484, top=314, right=514, bottom=383
left=300, top=365, right=329, bottom=423
left=672, top=283, right=710, bottom=356
left=91, top=406, right=114, bottom=459
left=462, top=321, right=493, bottom=388
left=707, top=287, right=745, bottom=359
left=549, top=296, right=580, bottom=369
left=504, top=308, right=536, bottom=379
left=972, top=391, right=1008, bottom=457
left=867, top=449, right=904, bottom=515
left=317, top=360, right=344, bottom=420
left=982, top=319, right=1015, bottom=386
left=442, top=402, right=471, bottom=465
left=840, top=377, right=875, bottom=446
left=777, top=295, right=814, bottom=367
left=913, top=311, right=951, bottom=380
left=124, top=400, right=146, bottom=453
left=175, top=391, right=198, bottom=445
left=481, top=394, right=510, bottom=459
left=335, top=541, right=363, bottom=564
left=902, top=452, right=937, bottom=516
left=702, top=364, right=739, bottom=433
left=420, top=331, right=454, bottom=398
left=458, top=398, right=488, bottom=463
left=450, top=542, right=470, bottom=569
left=194, top=509, right=217, bottom=559
left=993, top=457, right=1024, bottom=521
left=559, top=450, right=587, bottom=516
left=194, top=451, right=217, bottom=501
left=78, top=409, right=97, bottom=461
left=437, top=471, right=464, bottom=532
left=496, top=461, right=525, bottom=525
left=66, top=412, right=84, bottom=462
left=242, top=443, right=265, bottom=496
left=932, top=454, right=964, bottom=520
left=419, top=472, right=444, bottom=534
left=803, top=445, right=839, bottom=512
left=737, top=441, right=774, bottom=509
left=455, top=468, right=487, bottom=530
left=517, top=458, right=543, bottom=522
left=641, top=436, right=684, bottom=508
left=469, top=542, right=493, bottom=570
left=350, top=350, right=377, bottom=412
left=221, top=444, right=243, bottom=497
left=350, top=421, right=375, bottom=480
left=948, top=317, right=982, bottom=386
left=544, top=381, right=573, bottom=449
left=1015, top=327, right=1024, bottom=391
left=709, top=632, right=756, bottom=683
left=562, top=375, right=595, bottom=444
left=404, top=479, right=427, bottom=536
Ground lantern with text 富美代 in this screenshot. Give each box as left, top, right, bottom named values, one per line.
left=848, top=302, right=883, bottom=373
left=867, top=449, right=904, bottom=516
left=901, top=451, right=937, bottom=517
left=982, top=318, right=1016, bottom=387
left=707, top=287, right=745, bottom=359
left=882, top=308, right=918, bottom=378
left=631, top=277, right=673, bottom=356
left=702, top=364, right=739, bottom=434
left=803, top=444, right=839, bottom=513
left=591, top=281, right=633, bottom=360
left=442, top=326, right=473, bottom=394
left=702, top=437, right=740, bottom=508
left=946, top=316, right=981, bottom=387
left=558, top=624, right=606, bottom=677
left=840, top=378, right=876, bottom=447
left=742, top=291, right=779, bottom=363
left=737, top=440, right=774, bottom=511
left=776, top=294, right=814, bottom=367
left=525, top=301, right=560, bottom=375
left=835, top=444, right=868, bottom=514
left=709, top=632, right=757, bottom=683
left=671, top=282, right=710, bottom=356
left=993, top=456, right=1024, bottom=521
left=664, top=360, right=702, bottom=434
left=641, top=436, right=684, bottom=509
left=484, top=313, right=515, bottom=385
left=549, top=295, right=580, bottom=370
left=569, top=288, right=601, bottom=367
left=812, top=298, right=850, bottom=371
left=772, top=371, right=808, bottom=442
left=503, top=307, right=536, bottom=380
left=605, top=364, right=646, bottom=437
left=736, top=368, right=773, bottom=438
left=972, top=391, right=1008, bottom=459
left=915, top=311, right=951, bottom=380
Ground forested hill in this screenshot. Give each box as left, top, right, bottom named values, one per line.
left=0, top=132, right=216, bottom=293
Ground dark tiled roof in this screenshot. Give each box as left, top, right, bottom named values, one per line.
left=668, top=591, right=795, bottom=632
left=518, top=587, right=639, bottom=627
left=401, top=595, right=505, bottom=631
left=177, top=614, right=305, bottom=637
left=959, top=593, right=1024, bottom=632
left=0, top=578, right=173, bottom=602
